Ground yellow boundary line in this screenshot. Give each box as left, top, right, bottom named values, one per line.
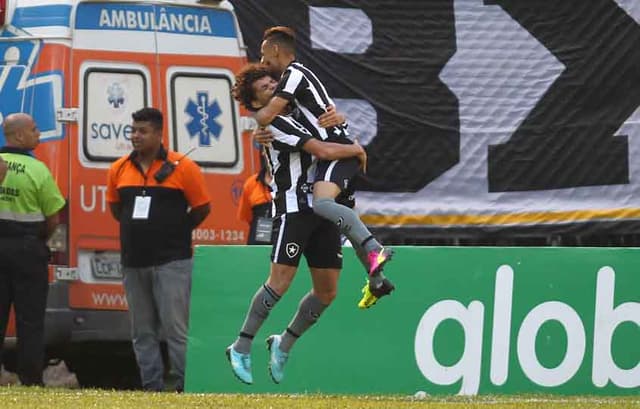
left=361, top=208, right=640, bottom=227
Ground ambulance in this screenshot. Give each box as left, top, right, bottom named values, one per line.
left=0, top=0, right=255, bottom=387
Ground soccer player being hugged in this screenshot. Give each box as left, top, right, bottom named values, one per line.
left=227, top=62, right=373, bottom=385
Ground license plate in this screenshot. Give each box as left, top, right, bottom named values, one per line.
left=54, top=267, right=79, bottom=281
left=91, top=256, right=122, bottom=279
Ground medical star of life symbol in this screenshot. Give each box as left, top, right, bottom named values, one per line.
left=185, top=91, right=222, bottom=146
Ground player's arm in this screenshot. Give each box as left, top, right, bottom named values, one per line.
left=317, top=105, right=346, bottom=128
left=271, top=116, right=364, bottom=171
left=256, top=68, right=300, bottom=127
left=253, top=127, right=274, bottom=146
left=302, top=139, right=367, bottom=170
left=254, top=96, right=290, bottom=127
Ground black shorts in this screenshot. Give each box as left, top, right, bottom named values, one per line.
left=314, top=157, right=360, bottom=193
left=271, top=211, right=342, bottom=269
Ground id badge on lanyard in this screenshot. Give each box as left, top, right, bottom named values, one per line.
left=132, top=195, right=152, bottom=219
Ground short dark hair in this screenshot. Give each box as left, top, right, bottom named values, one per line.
left=232, top=64, right=273, bottom=111
left=132, top=107, right=163, bottom=130
left=263, top=26, right=295, bottom=52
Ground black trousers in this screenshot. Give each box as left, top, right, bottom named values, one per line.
left=0, top=238, right=49, bottom=386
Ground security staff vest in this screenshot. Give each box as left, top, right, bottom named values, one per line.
left=0, top=147, right=65, bottom=239
left=106, top=147, right=210, bottom=268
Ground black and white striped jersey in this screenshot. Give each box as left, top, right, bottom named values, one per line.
left=275, top=61, right=351, bottom=144
left=265, top=115, right=316, bottom=217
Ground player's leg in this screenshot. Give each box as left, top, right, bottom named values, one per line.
left=312, top=158, right=393, bottom=277
left=266, top=216, right=340, bottom=383
left=232, top=262, right=295, bottom=353
left=266, top=268, right=338, bottom=384
left=275, top=266, right=339, bottom=353
left=312, top=158, right=395, bottom=309
left=227, top=213, right=307, bottom=384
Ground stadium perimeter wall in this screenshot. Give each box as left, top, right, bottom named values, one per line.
left=185, top=246, right=640, bottom=396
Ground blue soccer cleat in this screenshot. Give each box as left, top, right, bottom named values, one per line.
left=226, top=345, right=253, bottom=384
left=266, top=335, right=289, bottom=384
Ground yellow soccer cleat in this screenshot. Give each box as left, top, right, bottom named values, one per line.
left=358, top=282, right=378, bottom=309
left=357, top=278, right=395, bottom=309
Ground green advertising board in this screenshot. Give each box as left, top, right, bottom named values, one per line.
left=185, top=246, right=640, bottom=395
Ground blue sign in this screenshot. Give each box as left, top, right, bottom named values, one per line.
left=75, top=3, right=237, bottom=38
left=0, top=30, right=64, bottom=146
left=185, top=91, right=222, bottom=147
left=12, top=4, right=72, bottom=28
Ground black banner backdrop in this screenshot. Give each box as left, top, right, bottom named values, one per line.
left=229, top=0, right=640, bottom=234
left=485, top=0, right=639, bottom=192
left=230, top=0, right=461, bottom=193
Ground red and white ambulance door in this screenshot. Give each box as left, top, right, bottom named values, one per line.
left=155, top=2, right=254, bottom=246
left=67, top=1, right=160, bottom=311
left=66, top=1, right=255, bottom=312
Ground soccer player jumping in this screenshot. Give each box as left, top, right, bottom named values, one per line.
left=256, top=26, right=396, bottom=309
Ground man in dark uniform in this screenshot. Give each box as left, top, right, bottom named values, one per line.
left=0, top=113, right=65, bottom=386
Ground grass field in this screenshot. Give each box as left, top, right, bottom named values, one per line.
left=1, top=387, right=640, bottom=409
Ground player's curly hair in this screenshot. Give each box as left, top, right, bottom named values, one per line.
left=232, top=63, right=273, bottom=112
